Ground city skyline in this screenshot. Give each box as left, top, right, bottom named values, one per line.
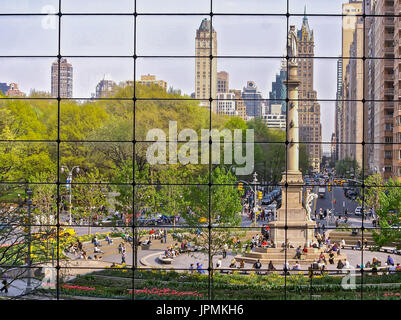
left=0, top=1, right=364, bottom=151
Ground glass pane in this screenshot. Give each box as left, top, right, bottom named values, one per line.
left=61, top=16, right=134, bottom=56
left=0, top=17, right=58, bottom=56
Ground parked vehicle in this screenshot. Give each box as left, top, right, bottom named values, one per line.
left=355, top=207, right=363, bottom=216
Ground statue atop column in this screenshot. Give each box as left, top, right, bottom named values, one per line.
left=287, top=25, right=298, bottom=66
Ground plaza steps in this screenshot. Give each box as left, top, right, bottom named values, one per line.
left=235, top=247, right=347, bottom=265
left=328, top=231, right=393, bottom=246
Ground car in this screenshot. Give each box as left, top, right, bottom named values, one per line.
left=355, top=207, right=363, bottom=216
left=346, top=190, right=357, bottom=199
left=261, top=196, right=273, bottom=205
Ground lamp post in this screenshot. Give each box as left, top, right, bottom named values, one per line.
left=61, top=166, right=80, bottom=225
left=252, top=172, right=258, bottom=227
left=25, top=187, right=33, bottom=294
left=237, top=173, right=259, bottom=227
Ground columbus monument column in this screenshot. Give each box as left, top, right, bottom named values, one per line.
left=268, top=26, right=317, bottom=248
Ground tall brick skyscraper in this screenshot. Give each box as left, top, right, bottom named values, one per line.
left=51, top=58, right=73, bottom=98
left=195, top=18, right=217, bottom=113
left=296, top=12, right=322, bottom=173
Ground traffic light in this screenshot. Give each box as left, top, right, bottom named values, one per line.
left=238, top=182, right=243, bottom=191
left=333, top=199, right=336, bottom=205
left=328, top=183, right=331, bottom=192
left=258, top=191, right=263, bottom=200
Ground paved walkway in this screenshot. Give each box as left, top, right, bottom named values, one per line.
left=136, top=248, right=401, bottom=272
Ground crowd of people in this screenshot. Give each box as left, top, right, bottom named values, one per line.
left=162, top=241, right=191, bottom=259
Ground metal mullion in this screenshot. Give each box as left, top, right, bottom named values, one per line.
left=209, top=0, right=213, bottom=301
left=132, top=0, right=137, bottom=302
left=56, top=0, right=62, bottom=301
left=284, top=0, right=290, bottom=301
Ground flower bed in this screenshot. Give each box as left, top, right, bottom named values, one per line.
left=130, top=287, right=203, bottom=298
left=63, top=284, right=95, bottom=291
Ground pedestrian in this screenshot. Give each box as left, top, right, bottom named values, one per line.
left=253, top=259, right=262, bottom=273
left=196, top=262, right=205, bottom=274
left=222, top=243, right=228, bottom=259
left=386, top=255, right=395, bottom=266
left=216, top=258, right=222, bottom=269
left=121, top=251, right=126, bottom=264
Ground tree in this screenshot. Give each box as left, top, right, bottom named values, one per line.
left=372, top=178, right=401, bottom=249
left=113, top=161, right=157, bottom=220
left=71, top=170, right=108, bottom=235
left=181, top=167, right=243, bottom=260
left=247, top=118, right=310, bottom=182
left=357, top=174, right=384, bottom=213
left=29, top=172, right=57, bottom=231
left=335, top=157, right=360, bottom=178
left=154, top=167, right=188, bottom=228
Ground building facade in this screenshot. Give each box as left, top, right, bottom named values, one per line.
left=217, top=71, right=229, bottom=93
left=297, top=13, right=322, bottom=172
left=95, top=76, right=116, bottom=98
left=229, top=89, right=247, bottom=121
left=343, top=17, right=365, bottom=169
left=6, top=83, right=25, bottom=97
left=334, top=58, right=343, bottom=162
left=195, top=18, right=217, bottom=112
left=268, top=59, right=287, bottom=114
left=337, top=0, right=363, bottom=162
left=242, top=81, right=263, bottom=118
left=0, top=83, right=9, bottom=95
left=392, top=0, right=401, bottom=179
left=365, top=0, right=396, bottom=180
left=262, top=103, right=286, bottom=130
left=51, top=58, right=73, bottom=98
left=137, top=74, right=167, bottom=91
left=216, top=92, right=237, bottom=116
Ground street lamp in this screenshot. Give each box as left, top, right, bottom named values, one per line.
left=61, top=166, right=80, bottom=225
left=25, top=187, right=33, bottom=294
left=252, top=172, right=259, bottom=227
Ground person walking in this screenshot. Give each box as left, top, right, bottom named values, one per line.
left=121, top=251, right=126, bottom=264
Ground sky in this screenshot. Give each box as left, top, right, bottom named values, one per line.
left=0, top=0, right=363, bottom=151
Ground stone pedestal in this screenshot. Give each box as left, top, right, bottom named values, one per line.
left=267, top=63, right=316, bottom=248
left=268, top=171, right=316, bottom=248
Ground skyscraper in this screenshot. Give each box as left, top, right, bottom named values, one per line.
left=366, top=0, right=396, bottom=180
left=242, top=81, right=263, bottom=119
left=268, top=59, right=287, bottom=114
left=51, top=58, right=73, bottom=98
left=343, top=17, right=365, bottom=169
left=337, top=0, right=363, bottom=162
left=195, top=18, right=217, bottom=112
left=95, top=75, right=116, bottom=98
left=297, top=11, right=322, bottom=173
left=334, top=58, right=342, bottom=162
